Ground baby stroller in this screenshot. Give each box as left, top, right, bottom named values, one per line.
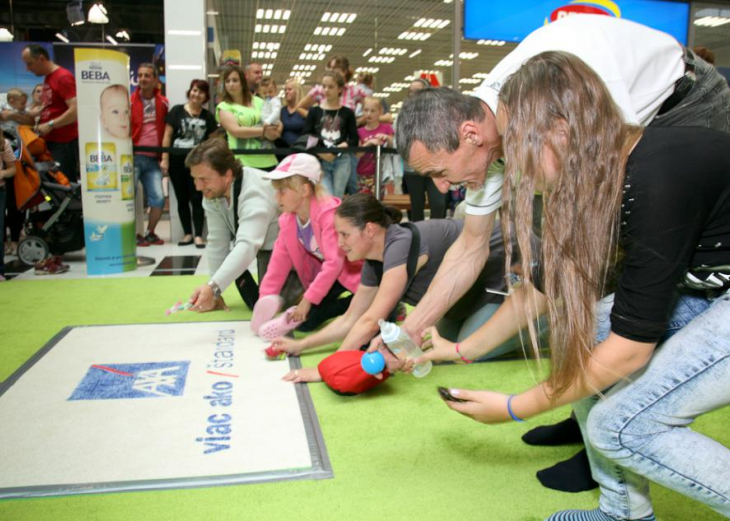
left=11, top=126, right=84, bottom=266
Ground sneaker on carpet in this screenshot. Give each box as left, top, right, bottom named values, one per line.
left=136, top=234, right=150, bottom=247
left=258, top=307, right=305, bottom=341
left=34, top=256, right=69, bottom=275
left=251, top=294, right=284, bottom=335
left=144, top=232, right=164, bottom=245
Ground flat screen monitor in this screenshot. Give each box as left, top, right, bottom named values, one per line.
left=464, top=0, right=690, bottom=45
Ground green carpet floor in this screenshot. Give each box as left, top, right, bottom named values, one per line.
left=0, top=276, right=727, bottom=521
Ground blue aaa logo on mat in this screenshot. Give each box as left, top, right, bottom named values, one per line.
left=69, top=362, right=190, bottom=400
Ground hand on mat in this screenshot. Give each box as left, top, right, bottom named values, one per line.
left=282, top=367, right=321, bottom=383
left=211, top=296, right=230, bottom=312
left=416, top=327, right=458, bottom=364
left=442, top=389, right=512, bottom=424
left=290, top=298, right=311, bottom=323
left=272, top=337, right=305, bottom=356
left=189, top=285, right=229, bottom=313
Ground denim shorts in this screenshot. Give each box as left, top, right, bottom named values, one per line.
left=133, top=154, right=165, bottom=208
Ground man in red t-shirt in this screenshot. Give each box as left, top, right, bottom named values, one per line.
left=21, top=45, right=79, bottom=182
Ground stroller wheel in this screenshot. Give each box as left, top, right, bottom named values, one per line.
left=18, top=236, right=50, bottom=266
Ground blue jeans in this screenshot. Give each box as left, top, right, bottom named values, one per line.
left=437, top=302, right=540, bottom=360
left=320, top=154, right=351, bottom=199
left=133, top=154, right=165, bottom=208
left=573, top=291, right=730, bottom=519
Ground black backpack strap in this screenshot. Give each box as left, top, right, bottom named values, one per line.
left=232, top=174, right=243, bottom=239
left=369, top=222, right=421, bottom=292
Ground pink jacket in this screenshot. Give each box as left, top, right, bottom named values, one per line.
left=259, top=196, right=362, bottom=305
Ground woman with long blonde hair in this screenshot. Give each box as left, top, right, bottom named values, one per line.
left=421, top=51, right=730, bottom=520
left=278, top=78, right=307, bottom=147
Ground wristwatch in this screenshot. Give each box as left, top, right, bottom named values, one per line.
left=207, top=280, right=222, bottom=299
left=47, top=119, right=54, bottom=127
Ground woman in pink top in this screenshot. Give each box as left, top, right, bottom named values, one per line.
left=252, top=153, right=362, bottom=339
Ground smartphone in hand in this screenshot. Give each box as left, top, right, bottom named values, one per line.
left=438, top=386, right=468, bottom=403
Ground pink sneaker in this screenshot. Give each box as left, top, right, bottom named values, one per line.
left=258, top=307, right=305, bottom=341
left=251, top=294, right=284, bottom=334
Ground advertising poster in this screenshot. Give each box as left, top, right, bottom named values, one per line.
left=75, top=48, right=136, bottom=275
left=0, top=42, right=53, bottom=94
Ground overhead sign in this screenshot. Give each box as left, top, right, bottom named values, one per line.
left=464, top=0, right=690, bottom=44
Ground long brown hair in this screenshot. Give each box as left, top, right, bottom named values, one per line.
left=498, top=51, right=643, bottom=397
left=327, top=54, right=353, bottom=82
left=221, top=66, right=251, bottom=106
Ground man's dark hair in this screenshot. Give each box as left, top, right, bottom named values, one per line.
left=395, top=87, right=486, bottom=162
left=185, top=136, right=243, bottom=179
left=24, top=44, right=50, bottom=61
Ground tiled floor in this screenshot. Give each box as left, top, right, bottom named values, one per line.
left=1, top=219, right=241, bottom=281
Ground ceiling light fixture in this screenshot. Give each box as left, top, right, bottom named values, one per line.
left=105, top=35, right=118, bottom=45
left=88, top=3, right=109, bottom=24
left=0, top=28, right=14, bottom=42
left=66, top=1, right=85, bottom=26
left=55, top=32, right=70, bottom=43
left=695, top=8, right=730, bottom=27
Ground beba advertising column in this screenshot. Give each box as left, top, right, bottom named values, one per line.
left=75, top=48, right=136, bottom=275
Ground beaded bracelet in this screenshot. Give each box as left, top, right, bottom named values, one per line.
left=507, top=394, right=525, bottom=422
left=454, top=343, right=474, bottom=364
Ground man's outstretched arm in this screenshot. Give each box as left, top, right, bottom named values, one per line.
left=402, top=211, right=496, bottom=343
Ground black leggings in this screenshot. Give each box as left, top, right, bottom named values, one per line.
left=297, top=281, right=353, bottom=333
left=404, top=173, right=448, bottom=221
left=169, top=155, right=204, bottom=237
left=4, top=181, right=25, bottom=242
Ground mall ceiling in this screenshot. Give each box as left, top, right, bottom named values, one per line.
left=3, top=0, right=730, bottom=110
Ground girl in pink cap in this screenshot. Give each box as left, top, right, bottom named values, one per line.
left=252, top=153, right=363, bottom=339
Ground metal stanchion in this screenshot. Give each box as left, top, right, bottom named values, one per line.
left=374, top=144, right=382, bottom=200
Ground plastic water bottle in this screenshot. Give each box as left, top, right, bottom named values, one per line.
left=378, top=319, right=432, bottom=378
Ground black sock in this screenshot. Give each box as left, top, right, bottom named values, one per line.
left=522, top=416, right=583, bottom=446
left=536, top=448, right=598, bottom=493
